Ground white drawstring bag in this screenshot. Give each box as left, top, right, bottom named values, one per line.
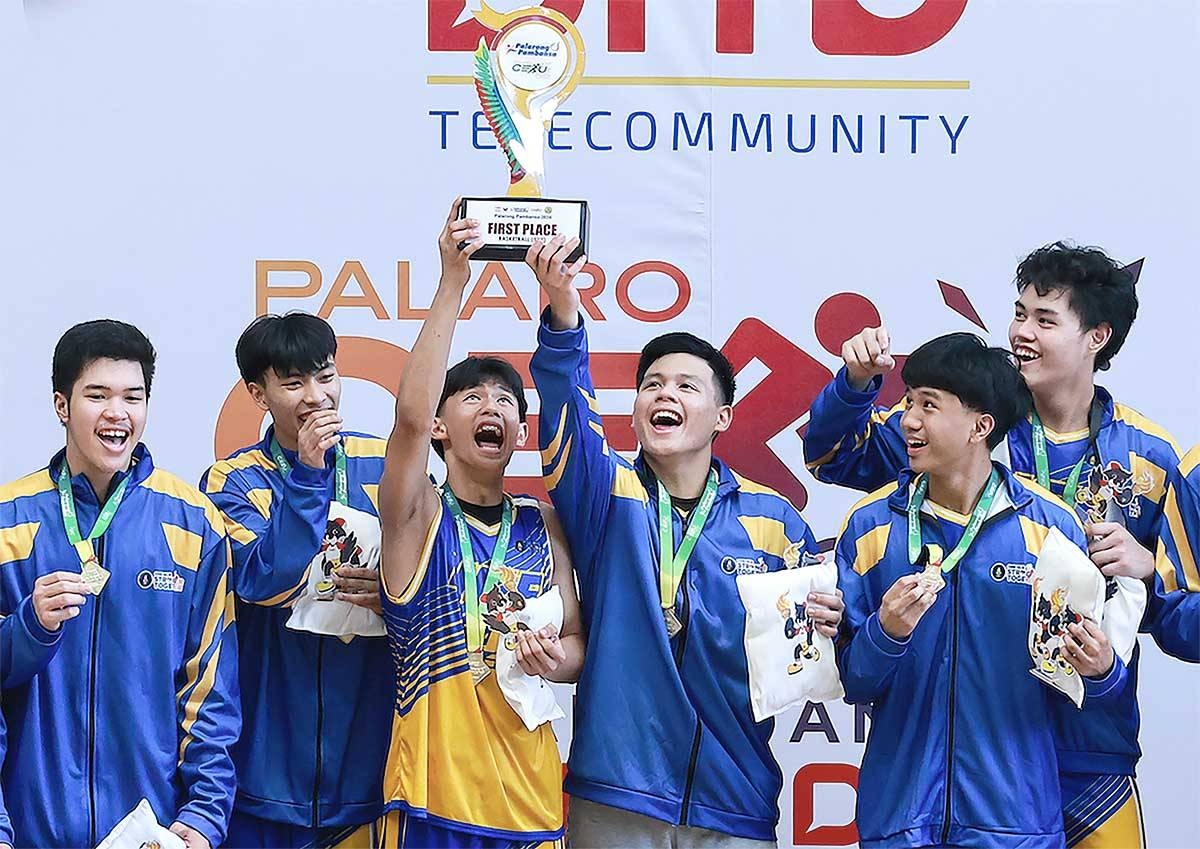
left=286, top=501, right=386, bottom=640
left=95, top=799, right=185, bottom=849
left=496, top=586, right=567, bottom=731
left=1027, top=526, right=1106, bottom=708
left=738, top=558, right=843, bottom=722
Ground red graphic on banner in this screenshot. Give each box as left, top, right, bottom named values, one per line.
left=812, top=0, right=969, bottom=56
left=718, top=318, right=834, bottom=511
left=938, top=279, right=987, bottom=331
left=428, top=0, right=967, bottom=55
left=793, top=762, right=859, bottom=846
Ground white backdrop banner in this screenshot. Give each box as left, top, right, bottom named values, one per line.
left=1, top=1, right=1197, bottom=846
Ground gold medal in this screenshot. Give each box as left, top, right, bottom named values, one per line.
left=80, top=557, right=111, bottom=595
left=469, top=650, right=490, bottom=685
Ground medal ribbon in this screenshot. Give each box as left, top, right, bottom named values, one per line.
left=270, top=438, right=348, bottom=506
left=443, top=487, right=514, bottom=654
left=58, top=462, right=130, bottom=562
left=1029, top=397, right=1105, bottom=508
left=907, top=468, right=1001, bottom=573
left=658, top=469, right=719, bottom=611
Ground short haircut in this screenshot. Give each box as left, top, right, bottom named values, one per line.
left=235, top=312, right=338, bottom=385
left=52, top=320, right=157, bottom=398
left=1015, top=241, right=1137, bottom=372
left=902, top=332, right=1031, bottom=450
left=636, top=332, right=736, bottom=406
left=433, top=356, right=529, bottom=459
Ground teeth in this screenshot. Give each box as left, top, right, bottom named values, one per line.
left=651, top=411, right=682, bottom=426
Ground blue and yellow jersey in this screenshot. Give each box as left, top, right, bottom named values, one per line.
left=1147, top=444, right=1200, bottom=662
left=805, top=369, right=1181, bottom=551
left=0, top=446, right=238, bottom=849
left=529, top=315, right=818, bottom=842
left=836, top=464, right=1125, bottom=849
left=200, top=426, right=393, bottom=829
left=803, top=367, right=1179, bottom=775
left=379, top=492, right=563, bottom=842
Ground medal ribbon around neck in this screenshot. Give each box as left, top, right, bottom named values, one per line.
left=270, top=438, right=348, bottom=506
left=658, top=469, right=719, bottom=612
left=1029, top=396, right=1104, bottom=508
left=907, top=468, right=1001, bottom=573
left=442, top=487, right=514, bottom=654
left=58, top=462, right=130, bottom=561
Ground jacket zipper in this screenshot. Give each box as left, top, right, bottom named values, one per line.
left=941, top=538, right=959, bottom=846
left=312, top=638, right=326, bottom=828
left=670, top=511, right=702, bottom=827
left=87, top=535, right=105, bottom=847
left=937, top=505, right=1013, bottom=844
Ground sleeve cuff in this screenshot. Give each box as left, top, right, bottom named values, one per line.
left=174, top=809, right=224, bottom=849
left=288, top=460, right=331, bottom=489
left=1083, top=654, right=1124, bottom=701
left=19, top=594, right=62, bottom=646
left=833, top=367, right=883, bottom=404
left=537, top=307, right=586, bottom=347
left=865, top=611, right=910, bottom=658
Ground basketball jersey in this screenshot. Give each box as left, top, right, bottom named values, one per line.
left=379, top=493, right=564, bottom=842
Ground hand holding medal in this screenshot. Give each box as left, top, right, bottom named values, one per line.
left=879, top=574, right=938, bottom=641
left=30, top=570, right=93, bottom=631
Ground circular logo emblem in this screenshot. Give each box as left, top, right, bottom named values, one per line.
left=720, top=556, right=737, bottom=575
left=990, top=562, right=1006, bottom=582
left=136, top=569, right=154, bottom=590
left=496, top=21, right=569, bottom=91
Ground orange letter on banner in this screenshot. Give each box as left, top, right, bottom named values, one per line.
left=318, top=261, right=389, bottom=320
left=538, top=262, right=607, bottom=321
left=812, top=0, right=968, bottom=56
left=396, top=261, right=431, bottom=319
left=616, top=261, right=690, bottom=323
left=792, top=763, right=859, bottom=846
left=461, top=263, right=533, bottom=321
left=256, top=260, right=321, bottom=317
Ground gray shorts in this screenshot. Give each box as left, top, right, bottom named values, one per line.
left=567, top=797, right=777, bottom=849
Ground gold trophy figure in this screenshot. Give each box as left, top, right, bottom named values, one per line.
left=470, top=0, right=585, bottom=196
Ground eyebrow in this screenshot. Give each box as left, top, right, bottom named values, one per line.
left=642, top=371, right=704, bottom=383
left=82, top=383, right=145, bottom=393
left=1015, top=300, right=1061, bottom=316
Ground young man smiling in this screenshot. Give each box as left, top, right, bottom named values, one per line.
left=525, top=236, right=844, bottom=848
left=373, top=201, right=583, bottom=848
left=836, top=333, right=1122, bottom=849
left=201, top=313, right=392, bottom=847
left=803, top=242, right=1181, bottom=847
left=0, top=320, right=238, bottom=849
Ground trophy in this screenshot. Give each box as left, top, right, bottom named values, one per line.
left=461, top=0, right=589, bottom=262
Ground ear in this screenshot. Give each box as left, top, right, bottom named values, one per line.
left=714, top=404, right=734, bottom=436
left=431, top=416, right=448, bottom=443
left=1087, top=322, right=1113, bottom=359
left=515, top=421, right=529, bottom=449
left=245, top=381, right=271, bottom=414
left=972, top=412, right=996, bottom=446
left=53, top=391, right=70, bottom=426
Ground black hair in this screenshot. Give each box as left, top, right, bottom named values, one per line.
left=52, top=320, right=157, bottom=397
left=636, top=332, right=736, bottom=406
left=433, top=356, right=529, bottom=459
left=235, top=312, right=338, bottom=384
left=902, top=332, right=1030, bottom=449
left=1014, top=241, right=1137, bottom=372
